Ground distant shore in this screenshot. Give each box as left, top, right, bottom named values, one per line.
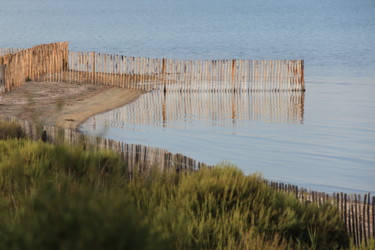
left=0, top=81, right=144, bottom=130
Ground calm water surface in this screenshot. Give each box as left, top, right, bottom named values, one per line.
left=81, top=78, right=375, bottom=193
left=2, top=0, right=375, bottom=193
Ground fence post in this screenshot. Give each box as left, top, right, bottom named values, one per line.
left=231, top=59, right=236, bottom=91
left=301, top=60, right=305, bottom=91
left=63, top=42, right=69, bottom=72
left=366, top=193, right=370, bottom=243
left=363, top=194, right=368, bottom=246
left=91, top=51, right=96, bottom=84
left=0, top=65, right=5, bottom=93
left=162, top=58, right=166, bottom=93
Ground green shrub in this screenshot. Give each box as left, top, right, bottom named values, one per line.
left=0, top=139, right=128, bottom=196
left=351, top=238, right=375, bottom=250
left=0, top=181, right=165, bottom=250
left=125, top=167, right=349, bottom=249
left=0, top=121, right=25, bottom=139
left=0, top=139, right=350, bottom=249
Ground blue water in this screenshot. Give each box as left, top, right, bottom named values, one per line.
left=2, top=0, right=375, bottom=193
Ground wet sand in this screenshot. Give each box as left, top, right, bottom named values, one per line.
left=0, top=81, right=145, bottom=130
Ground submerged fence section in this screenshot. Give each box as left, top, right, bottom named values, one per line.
left=1, top=42, right=305, bottom=93
left=160, top=58, right=304, bottom=92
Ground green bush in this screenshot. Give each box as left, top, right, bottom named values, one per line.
left=351, top=238, right=375, bottom=250
left=0, top=181, right=165, bottom=250
left=0, top=121, right=25, bottom=139
left=0, top=139, right=128, bottom=196
left=127, top=167, right=349, bottom=249
left=0, top=138, right=350, bottom=249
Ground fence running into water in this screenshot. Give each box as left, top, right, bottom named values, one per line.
left=63, top=51, right=305, bottom=92
left=1, top=42, right=305, bottom=93
left=0, top=115, right=373, bottom=247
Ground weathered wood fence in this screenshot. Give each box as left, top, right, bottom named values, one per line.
left=269, top=182, right=374, bottom=247
left=0, top=48, right=23, bottom=92
left=0, top=115, right=373, bottom=246
left=0, top=42, right=68, bottom=92
left=61, top=51, right=305, bottom=92
left=0, top=115, right=208, bottom=173
left=1, top=42, right=305, bottom=93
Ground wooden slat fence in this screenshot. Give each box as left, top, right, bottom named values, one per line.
left=269, top=181, right=374, bottom=247
left=1, top=42, right=305, bottom=93
left=59, top=52, right=304, bottom=92
left=0, top=115, right=373, bottom=247
left=57, top=51, right=158, bottom=91
left=0, top=42, right=68, bottom=92
left=160, top=58, right=304, bottom=92
left=0, top=115, right=209, bottom=173
left=0, top=48, right=23, bottom=92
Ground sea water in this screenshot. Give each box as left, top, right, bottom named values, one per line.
left=2, top=0, right=375, bottom=193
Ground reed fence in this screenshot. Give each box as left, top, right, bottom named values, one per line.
left=0, top=115, right=373, bottom=247
left=0, top=42, right=68, bottom=92
left=59, top=52, right=305, bottom=92
left=0, top=115, right=208, bottom=173
left=0, top=48, right=23, bottom=92
left=1, top=42, right=305, bottom=93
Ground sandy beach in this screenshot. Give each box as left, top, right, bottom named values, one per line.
left=0, top=81, right=145, bottom=130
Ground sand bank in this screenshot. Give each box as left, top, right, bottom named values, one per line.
left=0, top=81, right=145, bottom=130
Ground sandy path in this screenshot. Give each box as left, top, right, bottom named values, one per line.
left=0, top=81, right=145, bottom=130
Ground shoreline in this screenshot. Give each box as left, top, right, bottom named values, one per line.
left=0, top=81, right=145, bottom=130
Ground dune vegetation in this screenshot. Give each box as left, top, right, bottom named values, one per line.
left=1, top=121, right=372, bottom=249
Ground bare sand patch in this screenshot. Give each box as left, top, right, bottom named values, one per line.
left=0, top=81, right=145, bottom=130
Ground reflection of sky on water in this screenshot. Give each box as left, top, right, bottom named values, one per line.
left=80, top=78, right=375, bottom=194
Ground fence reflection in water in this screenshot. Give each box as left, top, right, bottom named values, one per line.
left=83, top=90, right=305, bottom=132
